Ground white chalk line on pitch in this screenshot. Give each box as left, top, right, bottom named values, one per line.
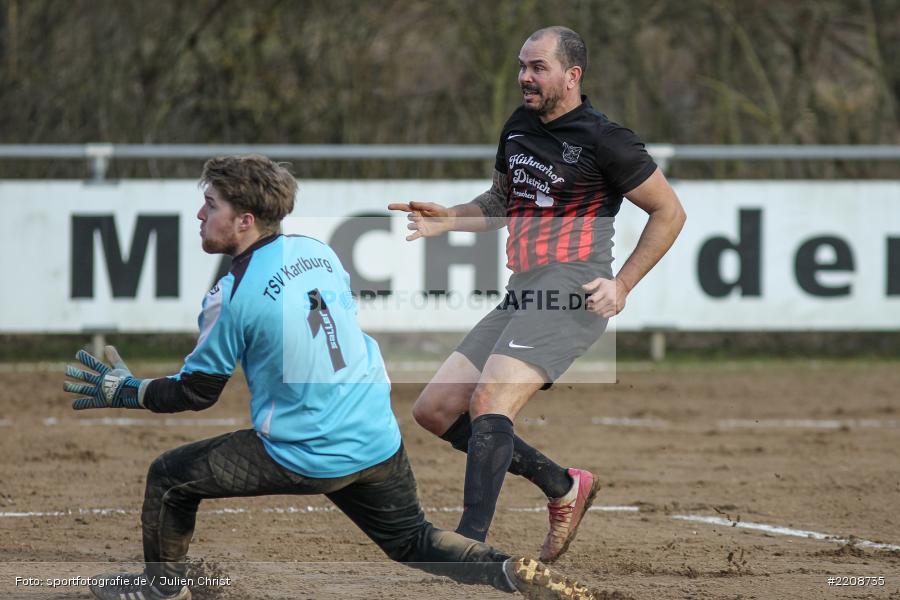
left=0, top=505, right=639, bottom=518
left=672, top=515, right=900, bottom=552
left=2, top=505, right=896, bottom=553
left=509, top=416, right=899, bottom=429
left=41, top=416, right=243, bottom=427
left=4, top=416, right=898, bottom=429
left=717, top=418, right=899, bottom=429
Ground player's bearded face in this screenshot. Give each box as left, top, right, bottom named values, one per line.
left=198, top=187, right=242, bottom=255
left=518, top=37, right=568, bottom=117
left=521, top=79, right=564, bottom=116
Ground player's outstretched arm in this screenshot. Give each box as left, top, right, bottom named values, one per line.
left=387, top=170, right=508, bottom=240
left=63, top=345, right=149, bottom=410
left=583, top=168, right=686, bottom=317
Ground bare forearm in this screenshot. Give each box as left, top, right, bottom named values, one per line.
left=453, top=169, right=508, bottom=231
left=584, top=168, right=685, bottom=316
left=616, top=203, right=686, bottom=291
left=446, top=201, right=505, bottom=231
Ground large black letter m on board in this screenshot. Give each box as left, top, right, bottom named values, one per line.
left=71, top=215, right=179, bottom=298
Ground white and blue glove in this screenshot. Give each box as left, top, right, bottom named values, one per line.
left=64, top=346, right=148, bottom=410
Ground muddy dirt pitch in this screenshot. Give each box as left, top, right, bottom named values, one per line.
left=1, top=360, right=898, bottom=599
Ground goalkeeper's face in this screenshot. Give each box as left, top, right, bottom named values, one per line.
left=198, top=185, right=242, bottom=255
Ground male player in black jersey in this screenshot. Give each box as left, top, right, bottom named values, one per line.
left=389, top=26, right=686, bottom=562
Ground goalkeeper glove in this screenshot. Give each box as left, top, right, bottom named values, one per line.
left=64, top=346, right=148, bottom=410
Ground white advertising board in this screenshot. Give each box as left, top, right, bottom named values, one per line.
left=1, top=180, right=898, bottom=332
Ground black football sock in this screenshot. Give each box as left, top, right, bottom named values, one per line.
left=455, top=414, right=514, bottom=542
left=441, top=413, right=572, bottom=499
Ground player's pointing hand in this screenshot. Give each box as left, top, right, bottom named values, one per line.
left=582, top=277, right=630, bottom=318
left=387, top=201, right=455, bottom=241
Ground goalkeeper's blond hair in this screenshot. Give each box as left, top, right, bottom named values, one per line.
left=200, top=155, right=297, bottom=235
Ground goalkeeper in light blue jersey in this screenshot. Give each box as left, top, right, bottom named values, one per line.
left=64, top=154, right=595, bottom=600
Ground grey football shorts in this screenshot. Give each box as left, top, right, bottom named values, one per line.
left=456, top=261, right=611, bottom=387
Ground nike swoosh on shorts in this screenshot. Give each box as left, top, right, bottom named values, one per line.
left=508, top=340, right=534, bottom=349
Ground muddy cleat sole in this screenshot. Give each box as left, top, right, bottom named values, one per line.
left=503, top=556, right=596, bottom=600
left=88, top=572, right=191, bottom=600
left=540, top=468, right=602, bottom=563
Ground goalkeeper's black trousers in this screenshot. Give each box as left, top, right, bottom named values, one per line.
left=141, top=429, right=514, bottom=595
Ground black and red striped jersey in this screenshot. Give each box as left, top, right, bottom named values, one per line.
left=495, top=96, right=657, bottom=273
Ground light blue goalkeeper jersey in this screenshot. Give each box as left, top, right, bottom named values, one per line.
left=179, top=234, right=401, bottom=478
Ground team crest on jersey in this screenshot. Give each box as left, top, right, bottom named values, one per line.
left=562, top=142, right=582, bottom=164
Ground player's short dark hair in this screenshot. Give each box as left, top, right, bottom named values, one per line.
left=200, top=154, right=297, bottom=234
left=529, top=26, right=587, bottom=77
